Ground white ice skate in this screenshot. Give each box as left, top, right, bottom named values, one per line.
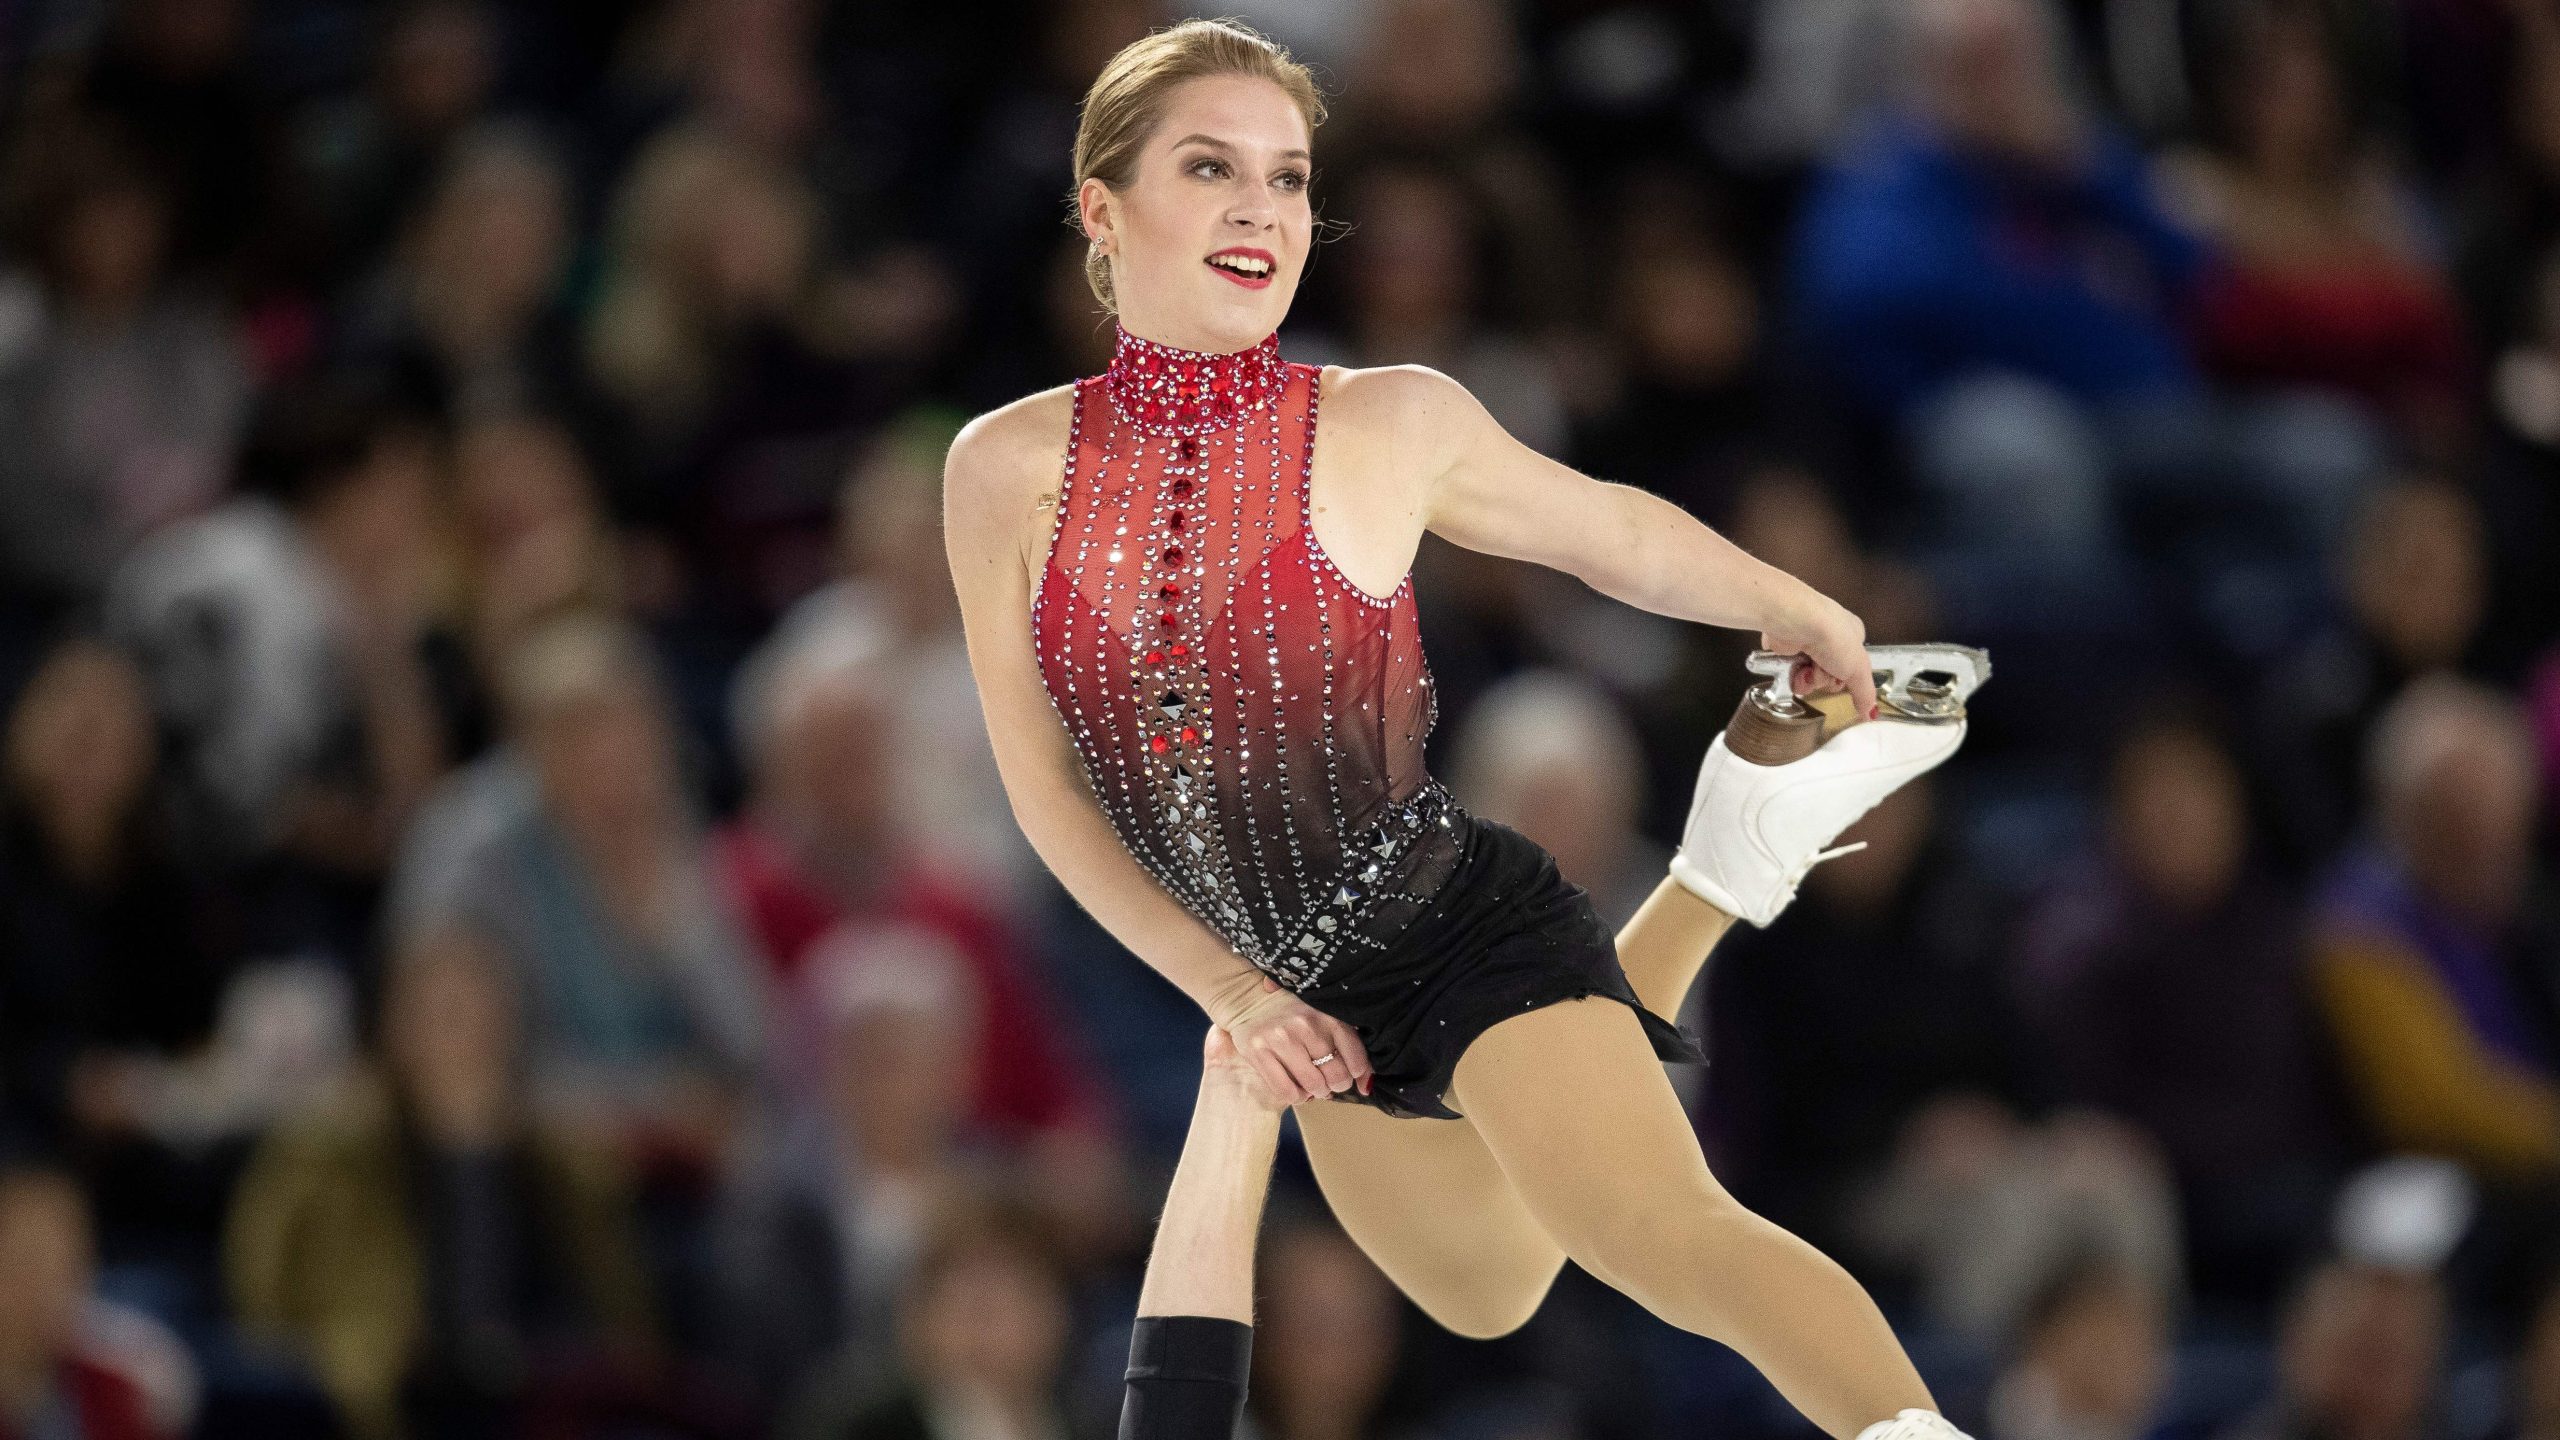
left=1668, top=645, right=1989, bottom=927
left=1856, top=1411, right=1976, bottom=1440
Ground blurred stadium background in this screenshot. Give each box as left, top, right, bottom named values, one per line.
left=2, top=0, right=2558, bottom=1437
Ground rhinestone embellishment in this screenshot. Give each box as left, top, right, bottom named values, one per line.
left=1028, top=343, right=1450, bottom=991
left=1102, top=325, right=1289, bottom=437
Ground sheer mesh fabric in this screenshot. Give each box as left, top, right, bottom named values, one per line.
left=1032, top=356, right=1457, bottom=990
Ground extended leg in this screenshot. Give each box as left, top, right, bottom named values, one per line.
left=1451, top=995, right=1938, bottom=1439
left=1297, top=878, right=1754, bottom=1339
left=1614, top=875, right=1735, bottom=1023
left=1300, top=912, right=1863, bottom=1348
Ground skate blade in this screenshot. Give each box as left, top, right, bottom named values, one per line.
left=1746, top=644, right=1991, bottom=723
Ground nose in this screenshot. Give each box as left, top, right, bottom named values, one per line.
left=1227, top=183, right=1277, bottom=229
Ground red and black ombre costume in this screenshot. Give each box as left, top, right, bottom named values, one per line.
left=1034, top=326, right=1702, bottom=1118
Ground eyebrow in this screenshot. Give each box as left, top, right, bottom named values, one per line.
left=1168, top=133, right=1312, bottom=162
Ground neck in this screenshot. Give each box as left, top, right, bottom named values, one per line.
left=1102, top=322, right=1287, bottom=436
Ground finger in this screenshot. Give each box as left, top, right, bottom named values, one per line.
left=1248, top=1050, right=1299, bottom=1107
left=1842, top=648, right=1879, bottom=717
left=1326, top=1019, right=1373, bottom=1092
left=1290, top=1016, right=1356, bottom=1094
left=1260, top=1035, right=1330, bottom=1102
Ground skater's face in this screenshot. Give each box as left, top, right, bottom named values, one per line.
left=1078, top=74, right=1313, bottom=353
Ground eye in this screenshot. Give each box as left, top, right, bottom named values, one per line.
left=1275, top=169, right=1310, bottom=192
left=1189, top=156, right=1230, bottom=179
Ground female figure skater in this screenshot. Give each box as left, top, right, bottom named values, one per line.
left=945, top=19, right=1987, bottom=1440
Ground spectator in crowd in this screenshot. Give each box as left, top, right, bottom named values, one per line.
left=447, top=410, right=626, bottom=667
left=0, top=636, right=221, bottom=1153
left=1446, top=668, right=1661, bottom=926
left=0, top=1164, right=166, bottom=1440
left=1981, top=1256, right=2171, bottom=1440
left=1790, top=0, right=2380, bottom=654
left=1792, top=0, right=2207, bottom=424
left=2253, top=476, right=2489, bottom=870
left=2310, top=677, right=2560, bottom=1183
left=390, top=613, right=766, bottom=1157
left=1700, top=776, right=2020, bottom=1260
left=1328, top=0, right=1582, bottom=340
left=716, top=604, right=1111, bottom=1146
left=772, top=412, right=1038, bottom=898
left=332, top=123, right=589, bottom=432
left=2013, top=710, right=2347, bottom=1305
left=0, top=137, right=251, bottom=607
left=584, top=121, right=914, bottom=609
left=225, top=926, right=660, bottom=1440
left=107, top=380, right=453, bottom=963
left=1299, top=162, right=1567, bottom=459
left=291, top=1, right=500, bottom=289
left=2158, top=0, right=2468, bottom=446
left=716, top=929, right=1016, bottom=1414
left=2477, top=242, right=2560, bottom=673
left=2217, top=1256, right=2449, bottom=1440
left=1570, top=202, right=1771, bottom=519
left=777, top=1194, right=1076, bottom=1440
left=1853, top=1097, right=2185, bottom=1349
left=1247, top=1215, right=1408, bottom=1440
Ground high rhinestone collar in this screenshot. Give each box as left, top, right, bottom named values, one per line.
left=1102, top=325, right=1288, bottom=436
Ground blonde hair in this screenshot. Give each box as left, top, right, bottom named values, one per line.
left=1070, top=17, right=1326, bottom=313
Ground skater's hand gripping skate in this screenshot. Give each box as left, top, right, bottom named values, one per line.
left=1210, top=973, right=1373, bottom=1106
left=1755, top=593, right=1876, bottom=719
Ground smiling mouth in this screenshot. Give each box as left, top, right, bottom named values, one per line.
left=1205, top=253, right=1274, bottom=288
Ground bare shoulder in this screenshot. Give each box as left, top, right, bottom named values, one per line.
left=1314, top=362, right=1478, bottom=480
left=1318, top=361, right=1473, bottom=431
left=944, top=383, right=1078, bottom=582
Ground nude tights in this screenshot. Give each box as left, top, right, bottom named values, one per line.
left=1292, top=877, right=1935, bottom=1440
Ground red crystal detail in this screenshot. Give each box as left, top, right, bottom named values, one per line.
left=1170, top=643, right=1189, bottom=658
left=1158, top=582, right=1180, bottom=600
left=1167, top=512, right=1185, bottom=531
left=1162, top=546, right=1184, bottom=565
left=1179, top=725, right=1200, bottom=745
left=1145, top=649, right=1164, bottom=666
left=1148, top=734, right=1169, bottom=754
left=1170, top=478, right=1193, bottom=497
left=1101, top=328, right=1285, bottom=436
left=1158, top=613, right=1178, bottom=630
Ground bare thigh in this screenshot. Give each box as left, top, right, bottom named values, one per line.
left=1293, top=1087, right=1568, bottom=1340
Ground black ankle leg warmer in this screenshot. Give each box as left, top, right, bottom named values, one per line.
left=1118, top=1315, right=1253, bottom=1440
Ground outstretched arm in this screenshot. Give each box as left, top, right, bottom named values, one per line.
left=1118, top=1027, right=1293, bottom=1440
left=1329, top=364, right=1877, bottom=715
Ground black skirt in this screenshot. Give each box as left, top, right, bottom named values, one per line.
left=1291, top=806, right=1707, bottom=1120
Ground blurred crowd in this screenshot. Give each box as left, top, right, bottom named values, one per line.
left=5, top=0, right=2560, bottom=1438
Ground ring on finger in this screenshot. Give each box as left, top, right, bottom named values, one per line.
left=1311, top=1053, right=1336, bottom=1066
